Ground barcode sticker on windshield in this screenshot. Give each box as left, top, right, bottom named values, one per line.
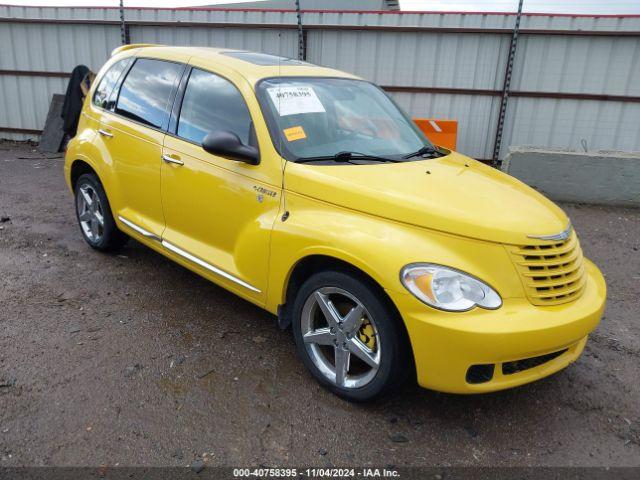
left=267, top=86, right=326, bottom=116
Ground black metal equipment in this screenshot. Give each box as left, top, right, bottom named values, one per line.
left=492, top=0, right=524, bottom=166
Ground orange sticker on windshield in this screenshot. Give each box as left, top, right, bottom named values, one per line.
left=283, top=126, right=307, bottom=142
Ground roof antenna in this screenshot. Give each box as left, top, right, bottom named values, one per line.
left=278, top=35, right=290, bottom=222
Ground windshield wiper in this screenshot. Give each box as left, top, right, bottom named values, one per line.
left=295, top=151, right=402, bottom=164
left=402, top=145, right=442, bottom=159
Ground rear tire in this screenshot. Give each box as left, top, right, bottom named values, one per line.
left=74, top=173, right=128, bottom=252
left=292, top=270, right=410, bottom=402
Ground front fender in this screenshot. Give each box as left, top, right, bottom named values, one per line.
left=265, top=192, right=525, bottom=315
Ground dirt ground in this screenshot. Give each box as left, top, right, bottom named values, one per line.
left=0, top=141, right=638, bottom=468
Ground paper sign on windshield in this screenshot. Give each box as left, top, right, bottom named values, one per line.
left=267, top=86, right=326, bottom=117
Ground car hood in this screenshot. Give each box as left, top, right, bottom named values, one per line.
left=284, top=152, right=569, bottom=245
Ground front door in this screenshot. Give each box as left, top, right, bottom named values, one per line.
left=160, top=67, right=280, bottom=303
left=99, top=57, right=184, bottom=238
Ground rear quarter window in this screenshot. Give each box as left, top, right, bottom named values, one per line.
left=92, top=57, right=132, bottom=109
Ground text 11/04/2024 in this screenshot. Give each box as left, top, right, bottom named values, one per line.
left=232, top=467, right=400, bottom=478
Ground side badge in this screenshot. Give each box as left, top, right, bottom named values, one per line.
left=253, top=186, right=277, bottom=203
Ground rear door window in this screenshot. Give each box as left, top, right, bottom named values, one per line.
left=177, top=68, right=253, bottom=146
left=115, top=58, right=183, bottom=129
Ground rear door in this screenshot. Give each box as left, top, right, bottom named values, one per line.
left=97, top=58, right=184, bottom=239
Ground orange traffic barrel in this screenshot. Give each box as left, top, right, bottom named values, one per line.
left=413, top=119, right=457, bottom=151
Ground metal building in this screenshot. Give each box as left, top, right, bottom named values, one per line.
left=206, top=0, right=400, bottom=11
left=0, top=5, right=638, bottom=160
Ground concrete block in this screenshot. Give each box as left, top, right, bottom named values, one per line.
left=501, top=147, right=640, bottom=207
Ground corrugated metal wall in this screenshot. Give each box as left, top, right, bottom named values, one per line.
left=306, top=30, right=511, bottom=157
left=1, top=5, right=639, bottom=159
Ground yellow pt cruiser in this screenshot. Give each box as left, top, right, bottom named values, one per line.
left=64, top=45, right=606, bottom=401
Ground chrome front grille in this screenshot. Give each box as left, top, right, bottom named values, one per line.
left=508, top=231, right=587, bottom=306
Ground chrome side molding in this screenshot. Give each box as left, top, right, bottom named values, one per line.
left=161, top=240, right=261, bottom=293
left=118, top=216, right=161, bottom=241
left=117, top=215, right=261, bottom=293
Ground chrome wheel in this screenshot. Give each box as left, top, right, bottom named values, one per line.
left=76, top=184, right=104, bottom=243
left=301, top=287, right=381, bottom=389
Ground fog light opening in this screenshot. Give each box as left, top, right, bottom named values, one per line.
left=466, top=364, right=495, bottom=384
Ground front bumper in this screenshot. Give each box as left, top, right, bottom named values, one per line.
left=388, top=259, right=606, bottom=393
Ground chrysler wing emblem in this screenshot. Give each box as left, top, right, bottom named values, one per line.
left=527, top=223, right=572, bottom=242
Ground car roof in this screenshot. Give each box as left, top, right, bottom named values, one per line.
left=113, top=45, right=359, bottom=85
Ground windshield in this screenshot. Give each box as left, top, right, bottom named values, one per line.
left=256, top=77, right=434, bottom=162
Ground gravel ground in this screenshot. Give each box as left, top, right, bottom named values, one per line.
left=0, top=142, right=638, bottom=468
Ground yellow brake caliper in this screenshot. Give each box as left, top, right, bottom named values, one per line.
left=357, top=317, right=376, bottom=351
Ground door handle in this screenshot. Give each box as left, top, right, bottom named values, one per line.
left=162, top=154, right=184, bottom=166
left=97, top=129, right=114, bottom=138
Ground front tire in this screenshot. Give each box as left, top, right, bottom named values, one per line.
left=74, top=173, right=128, bottom=251
left=292, top=270, right=410, bottom=402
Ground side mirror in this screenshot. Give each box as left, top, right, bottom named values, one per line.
left=202, top=130, right=259, bottom=165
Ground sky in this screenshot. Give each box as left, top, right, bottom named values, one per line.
left=3, top=0, right=640, bottom=15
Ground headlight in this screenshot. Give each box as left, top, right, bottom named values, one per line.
left=400, top=263, right=502, bottom=312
